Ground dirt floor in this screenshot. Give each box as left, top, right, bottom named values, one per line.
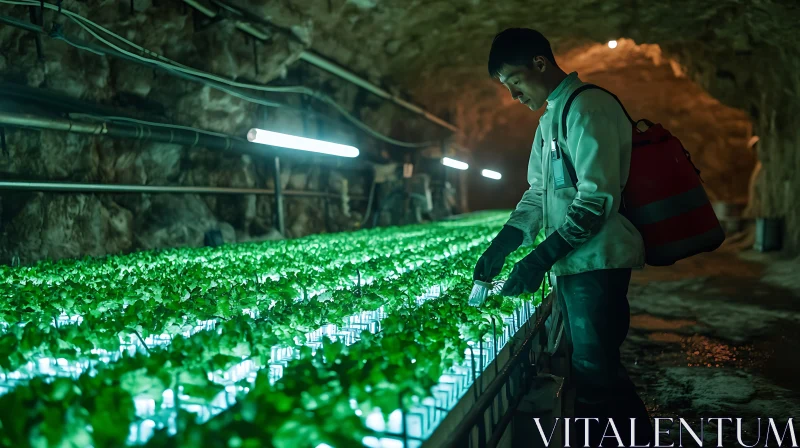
left=623, top=243, right=800, bottom=446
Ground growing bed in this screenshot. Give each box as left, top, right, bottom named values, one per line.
left=0, top=211, right=553, bottom=447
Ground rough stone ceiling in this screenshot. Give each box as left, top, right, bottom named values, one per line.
left=239, top=0, right=797, bottom=212
left=273, top=0, right=799, bottom=114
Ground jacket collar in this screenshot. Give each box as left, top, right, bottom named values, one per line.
left=544, top=71, right=581, bottom=113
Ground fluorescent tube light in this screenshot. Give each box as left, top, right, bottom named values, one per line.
left=442, top=157, right=468, bottom=170
left=247, top=128, right=359, bottom=158
left=481, top=169, right=502, bottom=180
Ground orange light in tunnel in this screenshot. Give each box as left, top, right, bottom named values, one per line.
left=608, top=40, right=618, bottom=49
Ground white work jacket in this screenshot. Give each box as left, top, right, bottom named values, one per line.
left=505, top=72, right=645, bottom=276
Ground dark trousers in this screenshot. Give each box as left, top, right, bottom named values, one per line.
left=556, top=268, right=653, bottom=447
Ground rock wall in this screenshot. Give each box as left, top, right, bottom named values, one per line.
left=658, top=42, right=800, bottom=253
left=0, top=0, right=444, bottom=265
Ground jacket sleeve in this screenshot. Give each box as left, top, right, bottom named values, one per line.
left=556, top=105, right=629, bottom=248
left=505, top=126, right=544, bottom=247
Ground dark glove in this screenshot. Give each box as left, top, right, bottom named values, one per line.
left=473, top=226, right=523, bottom=282
left=501, top=231, right=574, bottom=296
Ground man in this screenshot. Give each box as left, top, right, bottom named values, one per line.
left=473, top=28, right=654, bottom=445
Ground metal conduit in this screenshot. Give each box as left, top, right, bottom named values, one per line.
left=0, top=112, right=260, bottom=156
left=0, top=111, right=368, bottom=167
left=0, top=113, right=368, bottom=236
left=0, top=181, right=366, bottom=200
left=182, top=0, right=459, bottom=133
left=295, top=52, right=459, bottom=132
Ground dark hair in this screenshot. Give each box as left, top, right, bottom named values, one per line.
left=487, top=28, right=558, bottom=77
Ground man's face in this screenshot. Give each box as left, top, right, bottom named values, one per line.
left=497, top=61, right=549, bottom=111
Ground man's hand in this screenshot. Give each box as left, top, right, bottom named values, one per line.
left=501, top=231, right=575, bottom=297
left=473, top=246, right=508, bottom=282
left=473, top=226, right=523, bottom=282
left=501, top=260, right=547, bottom=297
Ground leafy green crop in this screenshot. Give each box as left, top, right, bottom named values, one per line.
left=0, top=211, right=549, bottom=448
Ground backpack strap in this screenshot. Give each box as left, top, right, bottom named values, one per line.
left=559, top=85, right=640, bottom=213
left=560, top=84, right=636, bottom=142
left=562, top=87, right=702, bottom=181
left=557, top=84, right=637, bottom=189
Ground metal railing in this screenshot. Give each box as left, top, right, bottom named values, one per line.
left=0, top=178, right=366, bottom=237
left=421, top=284, right=566, bottom=448
left=0, top=109, right=373, bottom=235
left=0, top=181, right=365, bottom=200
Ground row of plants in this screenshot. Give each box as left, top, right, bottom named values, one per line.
left=0, top=217, right=548, bottom=447
left=144, top=234, right=546, bottom=448
left=0, top=213, right=550, bottom=448
left=0, top=222, right=534, bottom=446
left=1, top=212, right=502, bottom=292
left=1, top=215, right=503, bottom=321
left=0, top=215, right=506, bottom=373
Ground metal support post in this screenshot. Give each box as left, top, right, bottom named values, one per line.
left=273, top=156, right=286, bottom=235
left=28, top=6, right=44, bottom=60
left=321, top=166, right=331, bottom=232
left=440, top=139, right=450, bottom=216
left=459, top=169, right=469, bottom=213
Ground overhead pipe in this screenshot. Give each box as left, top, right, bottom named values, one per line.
left=0, top=11, right=40, bottom=33
left=2, top=9, right=447, bottom=157
left=0, top=181, right=365, bottom=200
left=0, top=113, right=108, bottom=135
left=0, top=111, right=249, bottom=151
left=0, top=81, right=144, bottom=119
left=181, top=0, right=460, bottom=133
left=0, top=113, right=367, bottom=236
left=296, top=52, right=459, bottom=132
left=183, top=0, right=270, bottom=40
left=0, top=16, right=373, bottom=164
left=0, top=111, right=355, bottom=162
left=0, top=112, right=375, bottom=184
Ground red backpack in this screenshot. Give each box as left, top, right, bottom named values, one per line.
left=561, top=84, right=725, bottom=266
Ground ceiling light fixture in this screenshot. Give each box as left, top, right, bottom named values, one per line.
left=247, top=128, right=359, bottom=158
left=481, top=169, right=502, bottom=180
left=442, top=157, right=469, bottom=170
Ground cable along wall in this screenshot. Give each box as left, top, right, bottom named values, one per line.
left=0, top=0, right=454, bottom=263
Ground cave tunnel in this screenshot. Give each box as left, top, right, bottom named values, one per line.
left=1, top=1, right=799, bottom=447
left=469, top=40, right=757, bottom=213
